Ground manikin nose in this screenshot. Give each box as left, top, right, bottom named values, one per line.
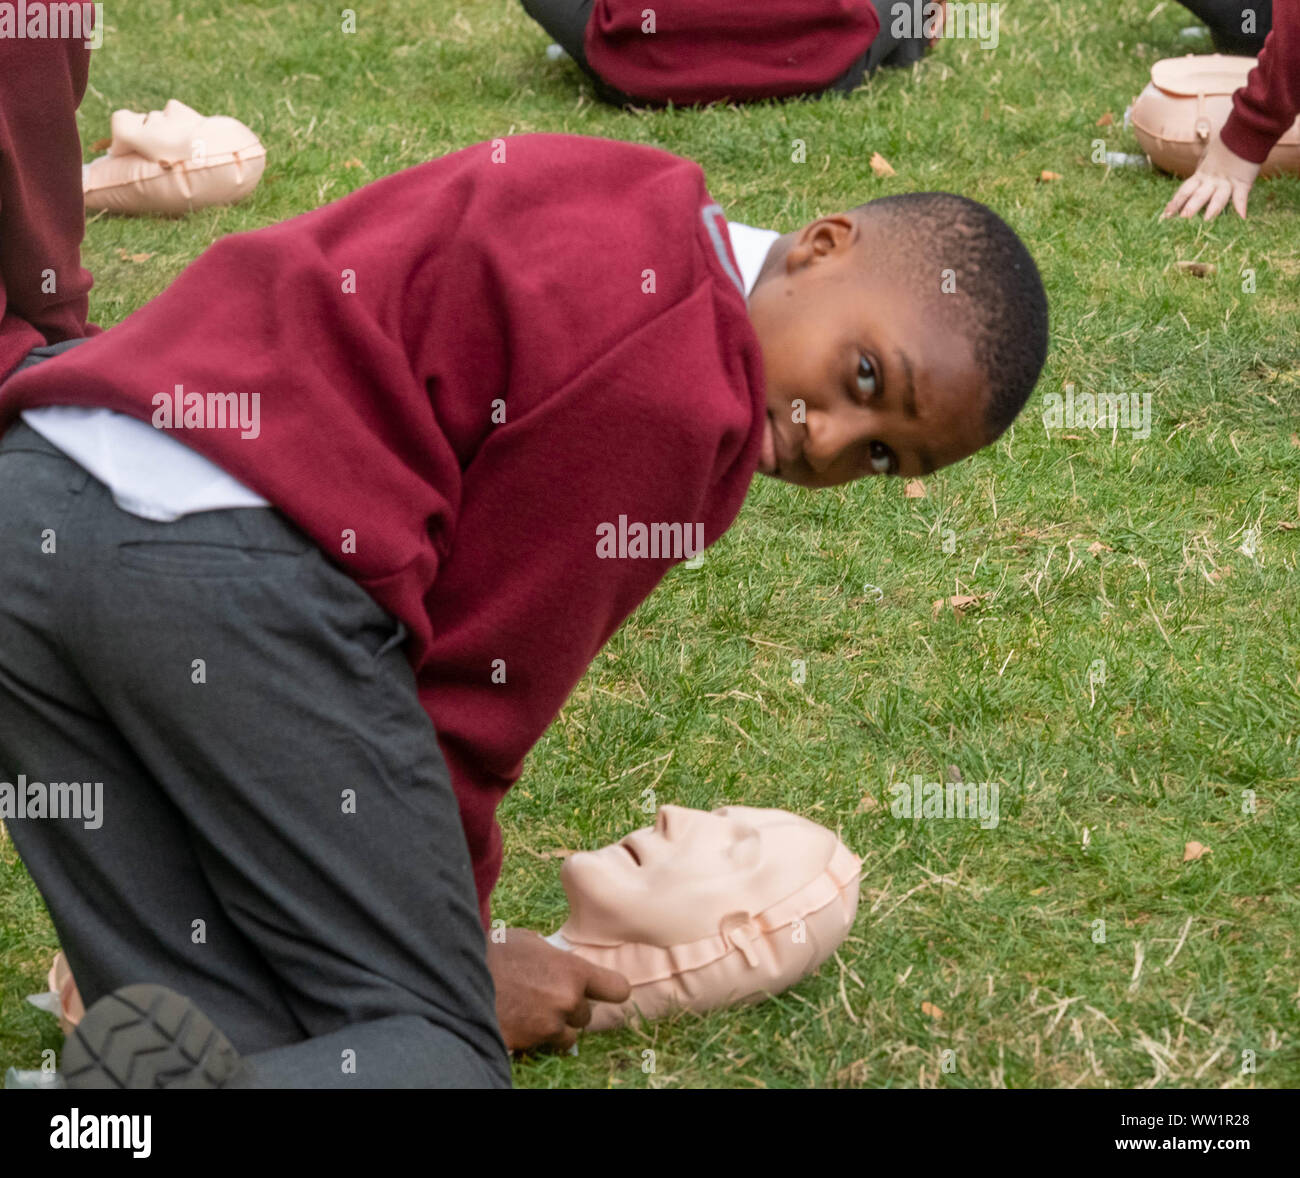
left=655, top=805, right=693, bottom=839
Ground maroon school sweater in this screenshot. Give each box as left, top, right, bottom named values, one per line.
left=584, top=0, right=880, bottom=104
left=0, top=6, right=99, bottom=381
left=1221, top=2, right=1300, bottom=163
left=0, top=134, right=765, bottom=923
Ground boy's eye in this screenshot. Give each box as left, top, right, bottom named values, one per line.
left=868, top=440, right=894, bottom=474
left=856, top=355, right=877, bottom=398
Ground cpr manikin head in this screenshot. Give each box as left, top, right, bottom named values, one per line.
left=85, top=100, right=266, bottom=216
left=555, top=806, right=861, bottom=1031
left=1132, top=54, right=1300, bottom=178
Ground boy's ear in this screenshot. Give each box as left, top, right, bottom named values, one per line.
left=789, top=214, right=857, bottom=271
left=813, top=214, right=857, bottom=254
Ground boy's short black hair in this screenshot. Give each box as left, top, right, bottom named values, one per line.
left=853, top=192, right=1049, bottom=441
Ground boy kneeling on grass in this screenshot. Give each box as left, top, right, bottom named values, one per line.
left=0, top=133, right=1047, bottom=1088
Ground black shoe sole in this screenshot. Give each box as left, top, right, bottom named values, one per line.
left=62, top=984, right=245, bottom=1089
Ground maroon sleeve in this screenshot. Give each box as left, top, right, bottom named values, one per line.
left=419, top=281, right=761, bottom=927
left=0, top=13, right=98, bottom=381
left=1221, top=2, right=1300, bottom=163
left=402, top=150, right=763, bottom=926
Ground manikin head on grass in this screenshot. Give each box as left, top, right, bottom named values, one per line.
left=747, top=192, right=1049, bottom=487
left=556, top=806, right=861, bottom=1031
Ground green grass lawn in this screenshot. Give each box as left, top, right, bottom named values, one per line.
left=2, top=0, right=1298, bottom=1089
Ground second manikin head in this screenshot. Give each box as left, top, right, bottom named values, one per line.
left=85, top=100, right=266, bottom=216
left=552, top=805, right=861, bottom=1031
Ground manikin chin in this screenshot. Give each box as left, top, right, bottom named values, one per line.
left=551, top=805, right=861, bottom=1031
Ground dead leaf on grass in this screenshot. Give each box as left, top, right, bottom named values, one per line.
left=931, top=593, right=987, bottom=619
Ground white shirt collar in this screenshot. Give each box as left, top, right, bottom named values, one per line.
left=725, top=221, right=780, bottom=296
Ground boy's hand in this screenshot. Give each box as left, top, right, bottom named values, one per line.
left=1162, top=133, right=1261, bottom=221
left=486, top=928, right=631, bottom=1052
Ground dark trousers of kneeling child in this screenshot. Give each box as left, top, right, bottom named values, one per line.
left=0, top=402, right=510, bottom=1088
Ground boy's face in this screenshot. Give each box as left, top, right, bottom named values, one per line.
left=746, top=214, right=992, bottom=488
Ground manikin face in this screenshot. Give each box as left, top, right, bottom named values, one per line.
left=746, top=214, right=992, bottom=488
left=109, top=101, right=254, bottom=163
left=560, top=805, right=837, bottom=947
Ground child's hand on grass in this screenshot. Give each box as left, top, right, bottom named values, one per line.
left=1163, top=133, right=1262, bottom=221
left=486, top=927, right=631, bottom=1053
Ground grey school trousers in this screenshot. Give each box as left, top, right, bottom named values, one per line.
left=0, top=418, right=509, bottom=1088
